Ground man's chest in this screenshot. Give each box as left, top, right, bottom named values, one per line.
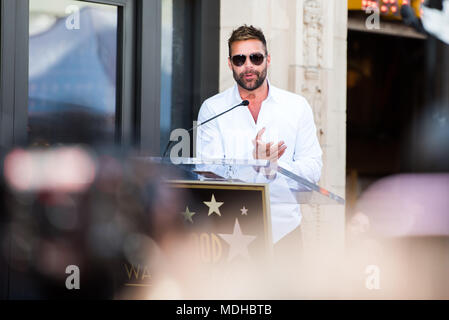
left=215, top=106, right=299, bottom=157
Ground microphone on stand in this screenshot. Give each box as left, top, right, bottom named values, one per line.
left=162, top=100, right=250, bottom=158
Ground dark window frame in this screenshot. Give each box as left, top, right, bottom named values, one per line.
left=0, top=0, right=162, bottom=155
left=162, top=0, right=220, bottom=157
left=0, top=0, right=29, bottom=148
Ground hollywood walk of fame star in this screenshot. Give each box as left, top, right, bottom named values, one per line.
left=218, top=218, right=257, bottom=262
left=181, top=206, right=196, bottom=223
left=203, top=194, right=223, bottom=217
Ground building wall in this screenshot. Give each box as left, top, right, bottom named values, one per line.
left=220, top=0, right=347, bottom=253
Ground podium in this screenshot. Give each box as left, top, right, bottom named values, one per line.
left=137, top=157, right=344, bottom=264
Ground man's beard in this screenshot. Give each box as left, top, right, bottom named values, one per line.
left=233, top=66, right=267, bottom=91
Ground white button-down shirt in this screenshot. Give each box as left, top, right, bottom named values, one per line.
left=196, top=81, right=323, bottom=243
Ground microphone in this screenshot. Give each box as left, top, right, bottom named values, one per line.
left=162, top=100, right=249, bottom=158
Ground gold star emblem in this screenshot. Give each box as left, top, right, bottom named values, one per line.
left=181, top=206, right=196, bottom=223
left=203, top=194, right=224, bottom=217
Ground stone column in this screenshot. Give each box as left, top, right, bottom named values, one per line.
left=220, top=0, right=347, bottom=253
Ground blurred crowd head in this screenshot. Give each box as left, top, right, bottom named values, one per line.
left=0, top=145, right=187, bottom=299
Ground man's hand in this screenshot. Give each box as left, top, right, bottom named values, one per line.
left=252, top=127, right=287, bottom=163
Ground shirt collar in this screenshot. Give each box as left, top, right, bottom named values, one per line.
left=266, top=79, right=280, bottom=103
left=232, top=79, right=280, bottom=104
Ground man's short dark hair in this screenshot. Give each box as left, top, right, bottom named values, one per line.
left=228, top=25, right=267, bottom=57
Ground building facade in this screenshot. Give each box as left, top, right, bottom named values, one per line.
left=0, top=0, right=348, bottom=254
left=220, top=0, right=347, bottom=253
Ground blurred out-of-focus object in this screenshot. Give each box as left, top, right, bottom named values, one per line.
left=400, top=3, right=427, bottom=32
left=356, top=174, right=449, bottom=237
left=348, top=0, right=425, bottom=18
left=422, top=0, right=449, bottom=44
left=0, top=146, right=187, bottom=299
left=348, top=174, right=449, bottom=299
left=410, top=106, right=449, bottom=171
left=4, top=147, right=96, bottom=193
left=347, top=211, right=371, bottom=238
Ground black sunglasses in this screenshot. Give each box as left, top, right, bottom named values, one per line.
left=230, top=53, right=266, bottom=66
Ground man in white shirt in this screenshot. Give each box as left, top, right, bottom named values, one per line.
left=196, top=25, right=322, bottom=251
